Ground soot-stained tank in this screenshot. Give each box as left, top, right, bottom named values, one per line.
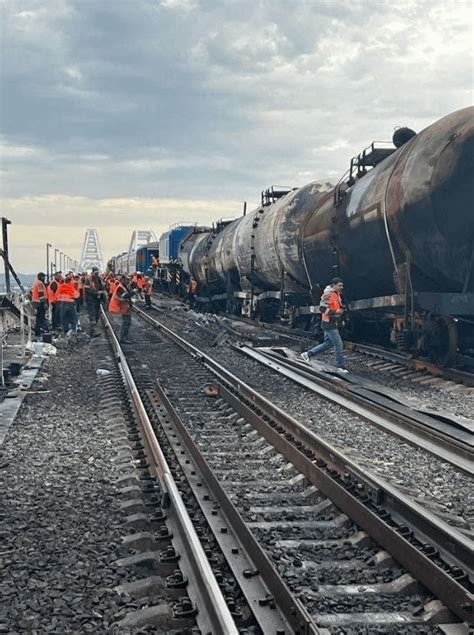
left=184, top=106, right=473, bottom=306
left=303, top=106, right=474, bottom=300
left=233, top=183, right=332, bottom=292
left=185, top=183, right=334, bottom=294
left=179, top=227, right=211, bottom=275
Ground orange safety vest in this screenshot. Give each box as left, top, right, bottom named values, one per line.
left=56, top=282, right=79, bottom=303
left=136, top=276, right=145, bottom=290
left=321, top=289, right=342, bottom=322
left=32, top=280, right=47, bottom=302
left=108, top=279, right=118, bottom=294
left=108, top=283, right=131, bottom=314
left=47, top=279, right=60, bottom=304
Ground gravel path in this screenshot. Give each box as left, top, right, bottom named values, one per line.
left=0, top=335, right=129, bottom=633
left=141, top=303, right=474, bottom=530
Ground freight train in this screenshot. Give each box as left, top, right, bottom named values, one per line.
left=181, top=107, right=473, bottom=365
left=111, top=107, right=474, bottom=366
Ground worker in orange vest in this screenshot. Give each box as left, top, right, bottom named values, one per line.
left=144, top=276, right=153, bottom=309
left=83, top=266, right=106, bottom=336
left=185, top=277, right=198, bottom=309
left=300, top=277, right=348, bottom=372
left=107, top=275, right=119, bottom=297
left=134, top=272, right=145, bottom=300
left=47, top=271, right=63, bottom=330
left=56, top=274, right=80, bottom=335
left=108, top=275, right=135, bottom=343
left=151, top=255, right=159, bottom=269
left=31, top=272, right=48, bottom=336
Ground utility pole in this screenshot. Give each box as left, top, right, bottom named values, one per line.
left=46, top=243, right=52, bottom=281
left=54, top=248, right=59, bottom=273
left=1, top=218, right=11, bottom=293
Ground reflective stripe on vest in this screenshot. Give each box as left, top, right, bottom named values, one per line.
left=32, top=280, right=47, bottom=302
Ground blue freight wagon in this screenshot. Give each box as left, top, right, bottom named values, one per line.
left=159, top=224, right=195, bottom=264
left=136, top=242, right=160, bottom=274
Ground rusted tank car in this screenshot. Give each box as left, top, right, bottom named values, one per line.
left=182, top=107, right=474, bottom=364
left=303, top=106, right=474, bottom=299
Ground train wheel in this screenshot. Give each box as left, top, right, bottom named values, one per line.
left=427, top=315, right=458, bottom=367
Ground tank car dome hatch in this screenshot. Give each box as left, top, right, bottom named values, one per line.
left=392, top=126, right=417, bottom=148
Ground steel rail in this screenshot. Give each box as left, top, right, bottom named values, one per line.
left=101, top=308, right=239, bottom=635
left=133, top=305, right=474, bottom=624
left=237, top=346, right=473, bottom=474
left=147, top=387, right=322, bottom=635
left=150, top=295, right=474, bottom=384
left=345, top=341, right=474, bottom=387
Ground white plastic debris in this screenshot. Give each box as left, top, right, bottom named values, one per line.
left=96, top=369, right=111, bottom=376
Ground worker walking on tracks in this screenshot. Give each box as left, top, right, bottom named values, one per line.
left=301, top=277, right=348, bottom=373
left=108, top=275, right=135, bottom=343
left=31, top=272, right=48, bottom=336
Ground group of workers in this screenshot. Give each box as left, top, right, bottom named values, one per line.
left=31, top=269, right=347, bottom=369
left=30, top=269, right=153, bottom=343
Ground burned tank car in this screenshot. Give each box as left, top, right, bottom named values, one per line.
left=303, top=106, right=474, bottom=299
left=185, top=184, right=334, bottom=312
left=182, top=106, right=474, bottom=363
left=302, top=106, right=474, bottom=362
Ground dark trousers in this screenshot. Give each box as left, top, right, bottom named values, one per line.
left=145, top=295, right=151, bottom=308
left=51, top=303, right=61, bottom=329
left=60, top=302, right=78, bottom=334
left=120, top=313, right=132, bottom=342
left=86, top=297, right=101, bottom=324
left=33, top=302, right=47, bottom=336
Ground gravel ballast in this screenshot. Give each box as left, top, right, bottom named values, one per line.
left=0, top=335, right=128, bottom=633
left=139, top=302, right=474, bottom=529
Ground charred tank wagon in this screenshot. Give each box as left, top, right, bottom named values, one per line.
left=179, top=107, right=474, bottom=365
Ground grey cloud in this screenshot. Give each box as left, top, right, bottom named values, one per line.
left=1, top=0, right=472, bottom=204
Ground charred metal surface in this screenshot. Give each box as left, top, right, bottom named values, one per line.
left=182, top=107, right=474, bottom=308
left=303, top=106, right=474, bottom=300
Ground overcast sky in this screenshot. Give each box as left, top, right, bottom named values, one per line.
left=1, top=0, right=472, bottom=272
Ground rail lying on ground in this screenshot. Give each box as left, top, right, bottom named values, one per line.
left=151, top=294, right=474, bottom=386
left=236, top=345, right=474, bottom=474
left=133, top=304, right=473, bottom=628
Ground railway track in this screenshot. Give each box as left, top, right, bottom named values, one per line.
left=144, top=298, right=474, bottom=472
left=235, top=345, right=473, bottom=474
left=150, top=294, right=474, bottom=388
left=103, top=305, right=472, bottom=632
